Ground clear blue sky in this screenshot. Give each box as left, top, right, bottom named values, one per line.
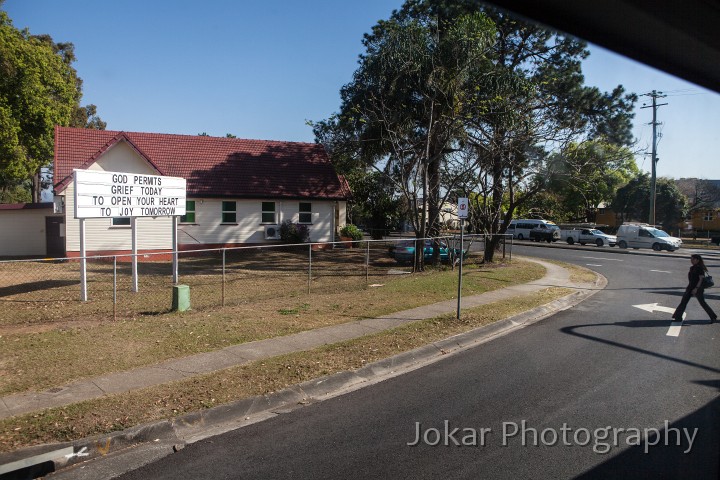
left=5, top=0, right=720, bottom=180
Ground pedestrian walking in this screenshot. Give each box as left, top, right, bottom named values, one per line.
left=672, top=254, right=717, bottom=322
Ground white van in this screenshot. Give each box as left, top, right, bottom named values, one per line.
left=507, top=219, right=559, bottom=240
left=616, top=223, right=682, bottom=251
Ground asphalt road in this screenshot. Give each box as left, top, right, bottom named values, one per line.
left=116, top=246, right=720, bottom=479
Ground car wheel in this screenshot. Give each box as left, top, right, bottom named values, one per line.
left=567, top=238, right=574, bottom=245
left=518, top=234, right=524, bottom=240
left=619, top=240, right=627, bottom=249
left=652, top=243, right=662, bottom=251
left=596, top=239, right=603, bottom=247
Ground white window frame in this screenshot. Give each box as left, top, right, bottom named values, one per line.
left=221, top=201, right=237, bottom=224
left=180, top=200, right=196, bottom=224
left=111, top=217, right=131, bottom=228
left=299, top=202, right=312, bottom=224
left=261, top=202, right=276, bottom=224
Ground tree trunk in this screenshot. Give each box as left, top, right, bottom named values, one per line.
left=416, top=159, right=429, bottom=272
left=484, top=149, right=506, bottom=262
left=31, top=171, right=40, bottom=203
left=428, top=156, right=442, bottom=265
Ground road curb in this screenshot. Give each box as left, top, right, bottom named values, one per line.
left=27, top=270, right=607, bottom=479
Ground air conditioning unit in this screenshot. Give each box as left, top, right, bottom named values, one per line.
left=264, top=225, right=280, bottom=240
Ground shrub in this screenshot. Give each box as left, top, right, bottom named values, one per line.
left=279, top=220, right=310, bottom=243
left=340, top=224, right=363, bottom=241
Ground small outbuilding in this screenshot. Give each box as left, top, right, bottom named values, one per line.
left=0, top=203, right=63, bottom=257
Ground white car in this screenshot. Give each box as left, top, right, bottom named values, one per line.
left=560, top=228, right=617, bottom=247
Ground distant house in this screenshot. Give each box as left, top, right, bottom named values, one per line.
left=439, top=202, right=460, bottom=230
left=4, top=127, right=350, bottom=258
left=594, top=179, right=720, bottom=233
left=594, top=202, right=619, bottom=228
left=675, top=178, right=720, bottom=232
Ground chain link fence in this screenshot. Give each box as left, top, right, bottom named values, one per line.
left=0, top=234, right=511, bottom=326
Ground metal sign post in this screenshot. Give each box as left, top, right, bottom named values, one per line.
left=456, top=218, right=464, bottom=319
left=131, top=217, right=138, bottom=292
left=79, top=218, right=87, bottom=301
left=456, top=198, right=469, bottom=319
left=172, top=216, right=179, bottom=284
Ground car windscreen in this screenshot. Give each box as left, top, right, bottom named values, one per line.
left=649, top=228, right=670, bottom=237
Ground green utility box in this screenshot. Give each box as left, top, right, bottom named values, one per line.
left=172, top=284, right=191, bottom=312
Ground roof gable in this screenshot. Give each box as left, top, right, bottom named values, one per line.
left=54, top=127, right=350, bottom=200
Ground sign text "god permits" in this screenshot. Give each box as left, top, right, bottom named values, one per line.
left=74, top=169, right=187, bottom=219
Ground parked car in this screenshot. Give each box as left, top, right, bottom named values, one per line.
left=388, top=239, right=466, bottom=263
left=616, top=223, right=682, bottom=251
left=560, top=228, right=617, bottom=247
left=528, top=224, right=561, bottom=243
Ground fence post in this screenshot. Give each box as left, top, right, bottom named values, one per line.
left=365, top=240, right=370, bottom=284
left=308, top=244, right=312, bottom=294
left=113, top=255, right=117, bottom=321
left=222, top=248, right=226, bottom=307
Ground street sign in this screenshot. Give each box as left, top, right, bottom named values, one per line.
left=458, top=197, right=469, bottom=219
left=74, top=169, right=186, bottom=219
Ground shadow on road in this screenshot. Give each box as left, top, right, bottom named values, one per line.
left=561, top=323, right=720, bottom=478
left=561, top=323, right=720, bottom=375
left=576, top=393, right=720, bottom=479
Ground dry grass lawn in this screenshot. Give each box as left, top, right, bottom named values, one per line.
left=0, top=254, right=599, bottom=452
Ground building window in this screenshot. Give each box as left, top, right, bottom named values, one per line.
left=111, top=217, right=131, bottom=227
left=299, top=202, right=312, bottom=224
left=704, top=211, right=714, bottom=222
left=222, top=201, right=236, bottom=223
left=181, top=200, right=196, bottom=223
left=262, top=202, right=276, bottom=223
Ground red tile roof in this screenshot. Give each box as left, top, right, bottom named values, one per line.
left=54, top=127, right=351, bottom=200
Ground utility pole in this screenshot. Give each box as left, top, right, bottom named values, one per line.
left=640, top=90, right=667, bottom=225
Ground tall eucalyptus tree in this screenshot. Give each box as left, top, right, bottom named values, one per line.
left=314, top=4, right=495, bottom=269
left=462, top=6, right=637, bottom=260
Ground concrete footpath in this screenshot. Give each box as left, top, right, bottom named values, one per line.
left=0, top=257, right=605, bottom=479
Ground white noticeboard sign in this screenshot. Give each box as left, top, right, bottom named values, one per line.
left=73, top=169, right=187, bottom=302
left=74, top=169, right=186, bottom=219
left=458, top=197, right=469, bottom=219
